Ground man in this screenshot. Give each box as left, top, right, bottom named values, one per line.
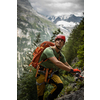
left=36, top=34, right=81, bottom=100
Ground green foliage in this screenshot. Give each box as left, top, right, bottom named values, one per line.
left=75, top=44, right=84, bottom=69
left=64, top=78, right=84, bottom=94
left=17, top=68, right=37, bottom=100
left=76, top=80, right=84, bottom=89
left=17, top=44, right=38, bottom=100
left=44, top=84, right=54, bottom=99
left=62, top=18, right=84, bottom=69
left=35, top=33, right=41, bottom=43
left=66, top=85, right=73, bottom=94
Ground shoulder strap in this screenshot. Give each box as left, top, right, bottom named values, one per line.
left=51, top=47, right=61, bottom=60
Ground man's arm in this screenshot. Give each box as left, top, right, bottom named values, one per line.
left=48, top=56, right=72, bottom=72
left=64, top=62, right=73, bottom=69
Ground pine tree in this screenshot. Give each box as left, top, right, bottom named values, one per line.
left=50, top=28, right=63, bottom=42
left=62, top=18, right=84, bottom=69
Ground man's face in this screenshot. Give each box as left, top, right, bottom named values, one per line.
left=55, top=38, right=65, bottom=49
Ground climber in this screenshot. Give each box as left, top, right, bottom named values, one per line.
left=36, top=34, right=81, bottom=100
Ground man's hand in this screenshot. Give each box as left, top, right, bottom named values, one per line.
left=75, top=73, right=84, bottom=81
left=70, top=68, right=81, bottom=73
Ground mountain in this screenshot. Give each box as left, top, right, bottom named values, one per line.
left=46, top=14, right=83, bottom=24
left=17, top=0, right=58, bottom=77
left=53, top=17, right=62, bottom=23
left=46, top=15, right=57, bottom=22
left=65, top=14, right=83, bottom=22
left=17, top=0, right=57, bottom=41
left=46, top=14, right=83, bottom=39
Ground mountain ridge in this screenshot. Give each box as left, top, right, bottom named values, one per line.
left=46, top=14, right=83, bottom=23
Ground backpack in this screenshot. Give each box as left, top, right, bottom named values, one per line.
left=29, top=41, right=55, bottom=69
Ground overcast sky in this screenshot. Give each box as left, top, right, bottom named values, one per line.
left=29, top=0, right=84, bottom=17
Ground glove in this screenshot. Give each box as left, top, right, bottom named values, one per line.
left=70, top=68, right=81, bottom=73
left=79, top=75, right=84, bottom=81
left=75, top=73, right=80, bottom=77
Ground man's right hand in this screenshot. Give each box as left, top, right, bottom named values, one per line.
left=70, top=68, right=81, bottom=73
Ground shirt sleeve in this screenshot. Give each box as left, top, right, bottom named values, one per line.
left=43, top=47, right=55, bottom=58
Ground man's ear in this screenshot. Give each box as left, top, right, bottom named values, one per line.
left=63, top=41, right=65, bottom=45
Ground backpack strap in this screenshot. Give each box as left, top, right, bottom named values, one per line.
left=45, top=68, right=49, bottom=82
left=35, top=59, right=49, bottom=77
left=51, top=47, right=61, bottom=61
left=35, top=65, right=40, bottom=77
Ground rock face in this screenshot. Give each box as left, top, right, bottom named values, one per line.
left=17, top=0, right=58, bottom=77
left=56, top=87, right=84, bottom=100
left=17, top=0, right=57, bottom=42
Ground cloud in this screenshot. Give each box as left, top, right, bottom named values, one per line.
left=29, top=0, right=84, bottom=16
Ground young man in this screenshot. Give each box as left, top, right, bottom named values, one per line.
left=36, top=34, right=81, bottom=100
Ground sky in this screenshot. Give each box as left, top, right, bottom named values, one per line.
left=29, top=0, right=84, bottom=17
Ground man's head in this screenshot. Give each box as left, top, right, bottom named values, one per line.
left=55, top=34, right=66, bottom=43
left=55, top=35, right=66, bottom=50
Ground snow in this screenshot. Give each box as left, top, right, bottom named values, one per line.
left=56, top=21, right=79, bottom=27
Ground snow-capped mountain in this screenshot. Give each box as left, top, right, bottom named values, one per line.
left=46, top=14, right=83, bottom=23
left=46, top=14, right=83, bottom=39
left=46, top=15, right=69, bottom=22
